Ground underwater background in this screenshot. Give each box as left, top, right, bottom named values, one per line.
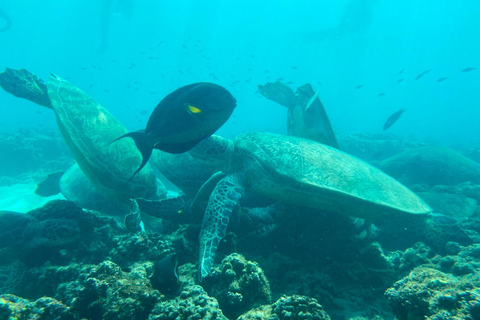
left=1, top=1, right=480, bottom=320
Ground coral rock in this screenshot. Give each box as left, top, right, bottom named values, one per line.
left=202, top=253, right=272, bottom=319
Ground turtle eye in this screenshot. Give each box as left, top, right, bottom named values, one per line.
left=186, top=104, right=203, bottom=114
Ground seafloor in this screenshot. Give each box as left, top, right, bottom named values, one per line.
left=1, top=129, right=480, bottom=320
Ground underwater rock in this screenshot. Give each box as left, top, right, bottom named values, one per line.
left=385, top=266, right=480, bottom=320
left=386, top=242, right=436, bottom=274
left=0, top=130, right=73, bottom=182
left=0, top=294, right=74, bottom=320
left=380, top=146, right=480, bottom=187
left=338, top=132, right=424, bottom=164
left=375, top=211, right=473, bottom=255
left=237, top=295, right=331, bottom=320
left=149, top=284, right=228, bottom=320
left=417, top=192, right=477, bottom=220
left=202, top=253, right=271, bottom=319
left=432, top=182, right=480, bottom=204
left=107, top=231, right=174, bottom=269
left=56, top=260, right=160, bottom=320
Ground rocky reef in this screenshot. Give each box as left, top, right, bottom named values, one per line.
left=202, top=253, right=272, bottom=319
left=2, top=131, right=480, bottom=319
left=238, top=295, right=331, bottom=320
left=0, top=129, right=72, bottom=185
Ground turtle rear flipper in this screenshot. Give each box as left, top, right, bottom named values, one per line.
left=198, top=174, right=244, bottom=281
left=0, top=68, right=53, bottom=108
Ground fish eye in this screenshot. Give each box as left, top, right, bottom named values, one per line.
left=186, top=104, right=203, bottom=114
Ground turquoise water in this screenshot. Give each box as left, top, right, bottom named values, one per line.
left=1, top=1, right=480, bottom=319
left=1, top=1, right=479, bottom=144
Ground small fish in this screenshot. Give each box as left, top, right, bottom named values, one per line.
left=113, top=83, right=236, bottom=178
left=35, top=172, right=65, bottom=197
left=383, top=107, right=406, bottom=130
left=397, top=79, right=404, bottom=84
left=291, top=66, right=298, bottom=70
left=378, top=93, right=386, bottom=97
left=461, top=67, right=476, bottom=73
left=398, top=69, right=405, bottom=75
left=415, top=70, right=430, bottom=80
left=150, top=254, right=180, bottom=294
left=436, top=77, right=448, bottom=83
left=354, top=85, right=364, bottom=89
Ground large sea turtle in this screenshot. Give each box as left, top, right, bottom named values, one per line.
left=197, top=132, right=432, bottom=280
left=0, top=68, right=166, bottom=230
left=258, top=81, right=338, bottom=148
left=0, top=201, right=88, bottom=294
left=151, top=135, right=233, bottom=198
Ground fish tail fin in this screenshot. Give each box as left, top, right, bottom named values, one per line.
left=110, top=131, right=153, bottom=179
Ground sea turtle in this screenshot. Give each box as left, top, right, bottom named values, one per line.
left=151, top=134, right=233, bottom=198
left=258, top=81, right=338, bottom=148
left=0, top=68, right=166, bottom=230
left=0, top=201, right=86, bottom=294
left=380, top=145, right=480, bottom=187
left=59, top=163, right=161, bottom=219
left=197, top=131, right=432, bottom=280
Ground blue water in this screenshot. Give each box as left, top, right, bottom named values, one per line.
left=1, top=0, right=479, bottom=145
left=3, top=2, right=480, bottom=319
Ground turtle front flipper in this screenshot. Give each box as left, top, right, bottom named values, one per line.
left=0, top=68, right=53, bottom=108
left=198, top=174, right=244, bottom=281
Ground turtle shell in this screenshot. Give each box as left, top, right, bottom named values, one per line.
left=47, top=75, right=158, bottom=200
left=231, top=132, right=431, bottom=219
left=0, top=211, right=36, bottom=250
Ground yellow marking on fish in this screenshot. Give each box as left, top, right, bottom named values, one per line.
left=187, top=104, right=202, bottom=114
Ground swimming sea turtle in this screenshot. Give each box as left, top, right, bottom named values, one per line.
left=258, top=81, right=338, bottom=148
left=0, top=68, right=166, bottom=230
left=151, top=134, right=233, bottom=198
left=197, top=131, right=432, bottom=279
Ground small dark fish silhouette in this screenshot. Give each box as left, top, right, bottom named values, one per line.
left=378, top=93, right=386, bottom=97
left=35, top=172, right=65, bottom=197
left=415, top=70, right=430, bottom=80
left=397, top=79, right=404, bottom=84
left=436, top=77, right=448, bottom=83
left=383, top=108, right=406, bottom=130
left=150, top=254, right=180, bottom=294
left=113, top=83, right=236, bottom=178
left=461, top=67, right=476, bottom=73
left=398, top=69, right=405, bottom=75
left=355, top=85, right=364, bottom=89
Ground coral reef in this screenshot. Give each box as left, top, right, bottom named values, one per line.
left=149, top=284, right=228, bottom=320
left=0, top=294, right=74, bottom=320
left=0, top=129, right=72, bottom=185
left=202, top=253, right=272, bottom=319
left=57, top=261, right=160, bottom=320
left=386, top=243, right=480, bottom=319
left=237, top=295, right=331, bottom=320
